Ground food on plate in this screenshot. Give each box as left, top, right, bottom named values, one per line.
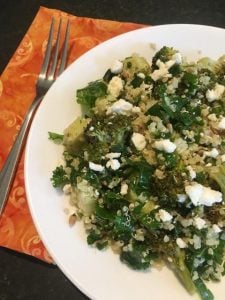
left=50, top=46, right=225, bottom=300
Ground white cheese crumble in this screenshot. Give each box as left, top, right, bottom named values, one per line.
left=137, top=72, right=145, bottom=79
left=218, top=117, right=225, bottom=130
left=221, top=154, right=225, bottom=162
left=110, top=60, right=123, bottom=74
left=63, top=184, right=72, bottom=195
left=163, top=235, right=170, bottom=243
left=187, top=165, right=196, bottom=180
left=153, top=139, right=176, bottom=153
left=106, top=99, right=140, bottom=115
left=204, top=148, right=219, bottom=158
left=107, top=76, right=123, bottom=98
left=206, top=83, right=225, bottom=102
left=131, top=132, right=146, bottom=151
left=177, top=194, right=187, bottom=203
left=150, top=59, right=175, bottom=81
left=212, top=224, right=222, bottom=233
left=176, top=238, right=187, bottom=248
left=185, top=182, right=223, bottom=206
left=172, top=52, right=182, bottom=64
left=106, top=159, right=121, bottom=170
left=158, top=209, right=173, bottom=222
left=105, top=152, right=121, bottom=159
left=194, top=217, right=206, bottom=230
left=120, top=182, right=128, bottom=195
left=193, top=234, right=201, bottom=249
left=89, top=162, right=105, bottom=172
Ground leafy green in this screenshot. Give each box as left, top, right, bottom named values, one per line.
left=48, top=131, right=64, bottom=142
left=77, top=80, right=107, bottom=108
left=51, top=166, right=69, bottom=187
left=120, top=241, right=153, bottom=270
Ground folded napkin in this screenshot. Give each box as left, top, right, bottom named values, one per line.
left=0, top=6, right=147, bottom=263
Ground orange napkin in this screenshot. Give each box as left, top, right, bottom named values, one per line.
left=0, top=6, right=147, bottom=263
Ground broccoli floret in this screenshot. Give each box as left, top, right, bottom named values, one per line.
left=77, top=80, right=107, bottom=109
left=152, top=46, right=177, bottom=69
left=85, top=114, right=132, bottom=158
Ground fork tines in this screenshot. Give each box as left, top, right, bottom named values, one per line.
left=40, top=18, right=70, bottom=81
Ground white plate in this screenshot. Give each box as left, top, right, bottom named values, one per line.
left=25, top=24, right=225, bottom=300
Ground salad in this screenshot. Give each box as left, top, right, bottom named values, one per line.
left=50, top=46, right=225, bottom=300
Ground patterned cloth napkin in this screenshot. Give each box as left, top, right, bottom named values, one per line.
left=0, top=6, right=147, bottom=263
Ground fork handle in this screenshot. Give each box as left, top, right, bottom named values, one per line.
left=0, top=95, right=43, bottom=214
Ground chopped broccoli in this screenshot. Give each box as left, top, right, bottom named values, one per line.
left=77, top=80, right=107, bottom=109
left=152, top=46, right=177, bottom=69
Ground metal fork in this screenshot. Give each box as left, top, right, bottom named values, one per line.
left=0, top=18, right=70, bottom=214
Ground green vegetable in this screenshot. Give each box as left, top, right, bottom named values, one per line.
left=51, top=166, right=69, bottom=187
left=151, top=46, right=177, bottom=69
left=194, top=278, right=214, bottom=300
left=48, top=131, right=64, bottom=142
left=77, top=80, right=107, bottom=108
left=120, top=241, right=153, bottom=270
left=51, top=46, right=225, bottom=300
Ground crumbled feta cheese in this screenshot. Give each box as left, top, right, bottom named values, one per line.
left=105, top=152, right=121, bottom=159
left=153, top=139, right=176, bottom=153
left=110, top=60, right=123, bottom=74
left=194, top=217, right=206, bottom=230
left=177, top=194, right=187, bottom=203
left=221, top=154, right=225, bottom=162
left=131, top=133, right=146, bottom=151
left=187, top=165, right=196, bottom=180
left=176, top=238, right=187, bottom=248
left=150, top=59, right=175, bottom=81
left=107, top=76, right=123, bottom=98
left=137, top=72, right=145, bottom=79
left=212, top=224, right=222, bottom=233
left=158, top=209, right=173, bottom=222
left=207, top=113, right=217, bottom=121
left=163, top=235, right=170, bottom=243
left=106, top=99, right=140, bottom=115
left=63, top=184, right=72, bottom=195
left=192, top=271, right=199, bottom=281
left=204, top=148, right=219, bottom=158
left=218, top=117, right=225, bottom=129
left=134, top=229, right=145, bottom=241
left=167, top=77, right=179, bottom=94
left=206, top=83, right=225, bottom=102
left=185, top=182, right=222, bottom=206
left=89, top=162, right=105, bottom=172
left=172, top=52, right=182, bottom=64
left=106, top=159, right=121, bottom=170
left=120, top=182, right=128, bottom=195
left=193, top=234, right=201, bottom=249
left=89, top=126, right=94, bottom=131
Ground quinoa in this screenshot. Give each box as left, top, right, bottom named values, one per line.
left=51, top=47, right=225, bottom=300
